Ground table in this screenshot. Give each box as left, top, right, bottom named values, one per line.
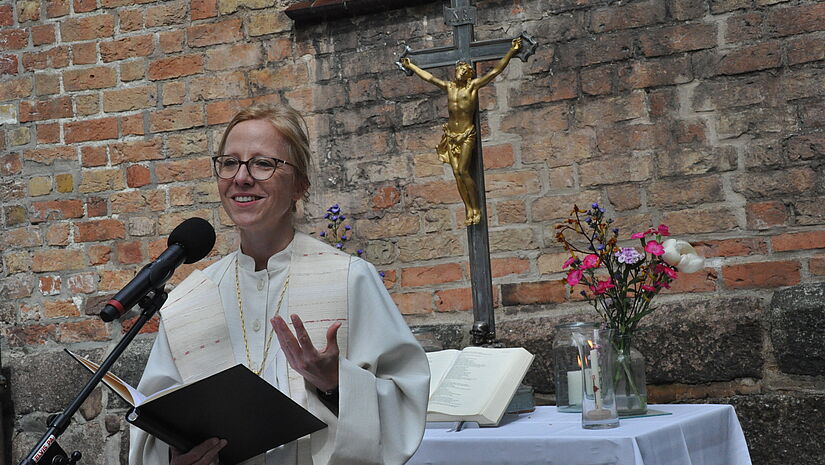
left=408, top=404, right=752, bottom=465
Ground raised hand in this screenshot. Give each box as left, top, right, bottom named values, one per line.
left=271, top=314, right=341, bottom=393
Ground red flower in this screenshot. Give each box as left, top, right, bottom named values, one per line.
left=563, top=256, right=578, bottom=269
left=641, top=284, right=656, bottom=292
left=581, top=254, right=600, bottom=269
left=645, top=240, right=665, bottom=256
left=590, top=279, right=615, bottom=295
left=630, top=230, right=650, bottom=239
left=567, top=269, right=583, bottom=286
left=654, top=264, right=678, bottom=279
left=656, top=224, right=670, bottom=236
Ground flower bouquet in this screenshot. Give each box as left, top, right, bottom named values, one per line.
left=555, top=203, right=704, bottom=414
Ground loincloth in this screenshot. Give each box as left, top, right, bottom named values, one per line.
left=437, top=124, right=476, bottom=163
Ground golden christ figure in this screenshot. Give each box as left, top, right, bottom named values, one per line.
left=401, top=37, right=522, bottom=226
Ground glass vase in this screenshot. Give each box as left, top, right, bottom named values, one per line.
left=612, top=334, right=647, bottom=416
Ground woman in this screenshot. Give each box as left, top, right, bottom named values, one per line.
left=130, top=104, right=430, bottom=465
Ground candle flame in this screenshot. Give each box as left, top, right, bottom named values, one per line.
left=577, top=355, right=582, bottom=368
left=587, top=339, right=594, bottom=349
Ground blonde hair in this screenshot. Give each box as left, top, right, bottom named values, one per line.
left=217, top=103, right=312, bottom=202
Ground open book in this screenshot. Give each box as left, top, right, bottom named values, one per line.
left=67, top=350, right=326, bottom=465
left=426, top=346, right=534, bottom=426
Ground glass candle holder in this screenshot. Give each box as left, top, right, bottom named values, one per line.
left=553, top=322, right=600, bottom=413
left=573, top=327, right=619, bottom=429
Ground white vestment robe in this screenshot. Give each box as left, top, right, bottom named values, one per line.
left=129, top=233, right=430, bottom=465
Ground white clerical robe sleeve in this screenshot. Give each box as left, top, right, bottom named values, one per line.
left=328, top=258, right=430, bottom=465
left=129, top=321, right=181, bottom=465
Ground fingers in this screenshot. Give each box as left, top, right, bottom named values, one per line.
left=170, top=438, right=227, bottom=465
left=290, top=314, right=318, bottom=355
left=325, top=322, right=341, bottom=354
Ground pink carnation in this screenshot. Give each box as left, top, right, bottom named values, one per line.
left=581, top=254, right=600, bottom=269
left=630, top=231, right=649, bottom=239
left=645, top=240, right=665, bottom=256
left=654, top=264, right=678, bottom=279
left=567, top=269, right=583, bottom=286
left=590, top=279, right=615, bottom=295
left=656, top=224, right=670, bottom=236
left=563, top=256, right=578, bottom=269
left=641, top=284, right=656, bottom=292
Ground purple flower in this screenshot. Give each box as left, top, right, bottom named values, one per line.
left=591, top=202, right=599, bottom=209
left=331, top=215, right=339, bottom=221
left=344, top=225, right=351, bottom=230
left=596, top=244, right=605, bottom=250
left=615, top=247, right=643, bottom=264
left=330, top=204, right=340, bottom=214
left=612, top=228, right=619, bottom=234
left=379, top=271, right=386, bottom=277
left=341, top=235, right=348, bottom=240
left=324, top=213, right=331, bottom=219
left=335, top=243, right=343, bottom=249
left=319, top=231, right=326, bottom=237
left=340, top=215, right=346, bottom=220
left=357, top=249, right=364, bottom=255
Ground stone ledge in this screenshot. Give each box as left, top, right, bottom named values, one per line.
left=285, top=0, right=436, bottom=23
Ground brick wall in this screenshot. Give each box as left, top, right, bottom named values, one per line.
left=2, top=0, right=824, bottom=463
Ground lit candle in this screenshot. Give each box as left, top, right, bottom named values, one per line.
left=590, top=346, right=602, bottom=408
left=567, top=368, right=593, bottom=406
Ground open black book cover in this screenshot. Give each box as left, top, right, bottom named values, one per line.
left=67, top=351, right=326, bottom=465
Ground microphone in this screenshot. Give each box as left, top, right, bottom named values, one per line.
left=100, top=218, right=216, bottom=322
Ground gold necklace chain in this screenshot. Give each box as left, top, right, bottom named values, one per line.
left=235, top=255, right=290, bottom=376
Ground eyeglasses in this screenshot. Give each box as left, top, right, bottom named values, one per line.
left=212, top=156, right=297, bottom=181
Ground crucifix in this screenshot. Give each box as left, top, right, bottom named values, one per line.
left=397, top=0, right=536, bottom=345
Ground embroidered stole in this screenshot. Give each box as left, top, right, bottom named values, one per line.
left=159, top=232, right=350, bottom=465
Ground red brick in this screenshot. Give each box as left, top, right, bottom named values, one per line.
left=75, top=219, right=126, bottom=242
left=2, top=274, right=34, bottom=298
left=81, top=145, right=108, bottom=167
left=372, top=186, right=401, bottom=210
left=0, top=28, right=27, bottom=51
left=406, top=180, right=462, bottom=206
left=190, top=71, right=248, bottom=101
left=65, top=117, right=118, bottom=143
left=100, top=0, right=155, bottom=6
left=811, top=255, right=825, bottom=276
left=1, top=226, right=42, bottom=249
left=74, top=0, right=97, bottom=13
left=557, top=32, right=633, bottom=68
left=639, top=24, right=717, bottom=57
left=391, top=292, right=433, bottom=315
left=60, top=14, right=114, bottom=42
left=767, top=3, right=825, bottom=37
left=772, top=231, right=825, bottom=252
left=119, top=8, right=144, bottom=32
left=596, top=124, right=670, bottom=154
left=662, top=206, right=738, bottom=235
left=67, top=272, right=97, bottom=293
left=46, top=0, right=70, bottom=18
left=19, top=96, right=72, bottom=122
left=1, top=153, right=23, bottom=175
left=618, top=56, right=692, bottom=89
left=63, top=66, right=116, bottom=91
left=590, top=0, right=666, bottom=33
left=746, top=201, right=788, bottom=230
left=31, top=199, right=84, bottom=222
left=663, top=268, right=717, bottom=294
left=103, top=86, right=156, bottom=112
left=249, top=64, right=310, bottom=93
left=46, top=223, right=70, bottom=245
left=491, top=257, right=530, bottom=278
left=502, top=280, right=566, bottom=306
left=486, top=171, right=541, bottom=198
left=87, top=195, right=107, bottom=217
left=126, top=165, right=151, bottom=187
left=787, top=37, right=825, bottom=66
left=169, top=186, right=194, bottom=206
left=401, top=263, right=463, bottom=287
left=648, top=176, right=723, bottom=208
left=32, top=249, right=87, bottom=272
left=206, top=43, right=262, bottom=71
left=1, top=54, right=18, bottom=75
left=723, top=261, right=800, bottom=289
left=146, top=1, right=186, bottom=27
left=70, top=42, right=96, bottom=65
left=191, top=0, right=217, bottom=19
left=116, top=240, right=143, bottom=264
left=159, top=30, right=185, bottom=53
left=695, top=238, right=768, bottom=258
left=22, top=46, right=70, bottom=71
left=7, top=324, right=58, bottom=346
left=0, top=76, right=33, bottom=100
left=44, top=299, right=81, bottom=318
left=725, top=12, right=763, bottom=44
left=121, top=314, right=160, bottom=334
left=100, top=35, right=154, bottom=62
left=58, top=319, right=110, bottom=342
left=435, top=287, right=473, bottom=312
left=0, top=5, right=12, bottom=26
left=510, top=70, right=577, bottom=106
left=88, top=245, right=111, bottom=265
left=719, top=42, right=781, bottom=75
left=121, top=114, right=145, bottom=136
left=149, top=104, right=205, bottom=132
left=39, top=276, right=62, bottom=296
left=187, top=18, right=242, bottom=47
left=206, top=98, right=251, bottom=125
left=482, top=144, right=515, bottom=170
left=110, top=190, right=166, bottom=213
left=155, top=158, right=212, bottom=183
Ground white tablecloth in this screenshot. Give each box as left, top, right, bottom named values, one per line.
left=408, top=404, right=752, bottom=465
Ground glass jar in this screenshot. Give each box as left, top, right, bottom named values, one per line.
left=613, top=333, right=648, bottom=416
left=553, top=322, right=601, bottom=413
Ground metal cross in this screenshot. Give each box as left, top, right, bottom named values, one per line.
left=397, top=0, right=536, bottom=346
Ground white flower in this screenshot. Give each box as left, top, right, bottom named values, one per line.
left=661, top=239, right=704, bottom=273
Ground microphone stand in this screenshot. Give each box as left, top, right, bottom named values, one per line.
left=19, top=287, right=168, bottom=465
